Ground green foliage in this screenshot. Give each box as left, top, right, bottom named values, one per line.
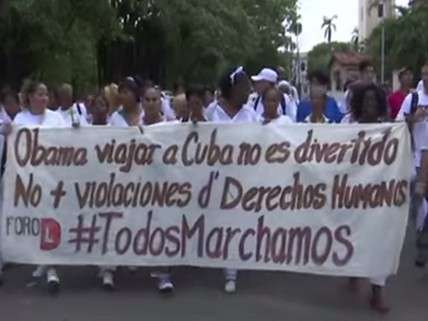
left=0, top=0, right=298, bottom=92
left=0, top=0, right=116, bottom=93
left=366, top=7, right=428, bottom=82
left=307, top=42, right=351, bottom=74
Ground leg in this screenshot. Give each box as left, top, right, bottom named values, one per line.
left=46, top=266, right=60, bottom=294
left=151, top=267, right=174, bottom=294
left=369, top=276, right=389, bottom=314
left=0, top=257, right=3, bottom=286
left=224, top=268, right=238, bottom=293
left=416, top=214, right=428, bottom=268
left=99, top=266, right=116, bottom=291
left=347, top=277, right=361, bottom=292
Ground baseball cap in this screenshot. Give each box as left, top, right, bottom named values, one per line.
left=251, top=68, right=278, bottom=83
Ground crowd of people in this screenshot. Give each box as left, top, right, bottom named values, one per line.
left=0, top=61, right=427, bottom=315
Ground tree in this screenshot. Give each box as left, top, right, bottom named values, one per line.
left=321, top=15, right=338, bottom=43
left=307, top=42, right=351, bottom=74
left=351, top=28, right=359, bottom=47
left=0, top=0, right=299, bottom=91
left=0, top=0, right=117, bottom=93
left=366, top=6, right=428, bottom=82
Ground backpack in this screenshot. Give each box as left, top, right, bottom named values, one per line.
left=76, top=103, right=83, bottom=115
left=410, top=92, right=419, bottom=115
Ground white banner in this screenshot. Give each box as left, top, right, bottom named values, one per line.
left=1, top=123, right=411, bottom=278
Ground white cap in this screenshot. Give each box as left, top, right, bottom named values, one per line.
left=278, top=80, right=290, bottom=88
left=251, top=68, right=278, bottom=83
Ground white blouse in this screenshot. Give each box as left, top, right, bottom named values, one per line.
left=14, top=109, right=66, bottom=128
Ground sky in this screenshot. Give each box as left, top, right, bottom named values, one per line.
left=299, top=0, right=409, bottom=52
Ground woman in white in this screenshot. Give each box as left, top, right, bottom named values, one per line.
left=13, top=81, right=65, bottom=294
left=185, top=85, right=207, bottom=123
left=106, top=78, right=174, bottom=293
left=346, top=83, right=391, bottom=314
left=100, top=78, right=144, bottom=290
left=208, top=66, right=257, bottom=293
left=259, top=86, right=293, bottom=125
left=109, top=77, right=144, bottom=128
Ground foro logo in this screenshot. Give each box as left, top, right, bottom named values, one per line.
left=40, top=218, right=61, bottom=251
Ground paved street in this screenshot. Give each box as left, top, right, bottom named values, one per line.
left=0, top=224, right=426, bottom=321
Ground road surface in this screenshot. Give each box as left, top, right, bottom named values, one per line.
left=0, top=224, right=426, bottom=321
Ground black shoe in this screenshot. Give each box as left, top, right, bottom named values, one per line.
left=415, top=259, right=426, bottom=268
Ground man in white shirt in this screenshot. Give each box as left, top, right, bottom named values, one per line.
left=396, top=63, right=428, bottom=268
left=396, top=63, right=428, bottom=167
left=248, top=68, right=297, bottom=121
left=56, top=84, right=89, bottom=127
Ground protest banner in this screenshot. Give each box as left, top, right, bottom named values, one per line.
left=1, top=123, right=411, bottom=278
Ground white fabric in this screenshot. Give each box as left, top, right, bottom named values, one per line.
left=338, top=90, right=351, bottom=114
left=251, top=68, right=278, bottom=83
left=340, top=113, right=353, bottom=124
left=109, top=110, right=171, bottom=128
left=417, top=80, right=423, bottom=92
left=0, top=108, right=13, bottom=124
left=209, top=104, right=258, bottom=123
left=161, top=97, right=176, bottom=121
left=259, top=115, right=293, bottom=125
left=370, top=276, right=387, bottom=287
left=1, top=123, right=411, bottom=278
left=278, top=81, right=300, bottom=105
left=56, top=104, right=89, bottom=127
left=303, top=114, right=332, bottom=124
left=204, top=100, right=218, bottom=121
left=14, top=109, right=66, bottom=127
left=108, top=110, right=144, bottom=127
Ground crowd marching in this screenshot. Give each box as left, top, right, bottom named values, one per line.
left=0, top=60, right=427, bottom=314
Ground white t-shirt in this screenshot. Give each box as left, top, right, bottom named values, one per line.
left=338, top=90, right=351, bottom=114
left=161, top=96, right=176, bottom=121
left=14, top=109, right=66, bottom=127
left=108, top=110, right=171, bottom=128
left=0, top=107, right=13, bottom=125
left=258, top=114, right=293, bottom=125
left=209, top=103, right=258, bottom=123
left=340, top=113, right=353, bottom=124
left=108, top=110, right=144, bottom=127
left=204, top=100, right=218, bottom=121
left=417, top=80, right=423, bottom=92
left=56, top=103, right=89, bottom=127
left=303, top=114, right=333, bottom=124
left=396, top=89, right=428, bottom=166
left=248, top=93, right=297, bottom=122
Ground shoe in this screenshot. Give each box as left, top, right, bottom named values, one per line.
left=128, top=266, right=138, bottom=274
left=46, top=268, right=60, bottom=295
left=158, top=277, right=174, bottom=294
left=370, top=297, right=390, bottom=314
left=224, top=280, right=236, bottom=293
left=32, top=265, right=47, bottom=278
left=415, top=253, right=427, bottom=268
left=102, top=271, right=115, bottom=291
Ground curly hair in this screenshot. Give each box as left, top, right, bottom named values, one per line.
left=218, top=66, right=248, bottom=99
left=350, top=83, right=388, bottom=122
